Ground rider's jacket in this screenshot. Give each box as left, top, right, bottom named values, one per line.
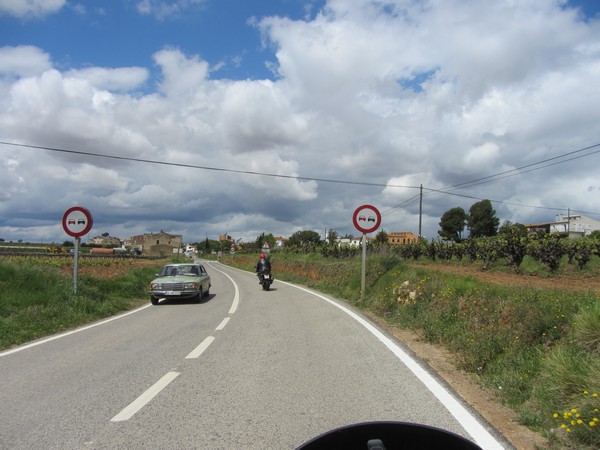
left=256, top=258, right=271, bottom=273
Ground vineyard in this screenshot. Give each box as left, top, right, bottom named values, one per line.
left=319, top=228, right=600, bottom=274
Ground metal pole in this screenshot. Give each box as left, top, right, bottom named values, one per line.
left=73, top=237, right=80, bottom=294
left=361, top=233, right=366, bottom=301
left=419, top=184, right=423, bottom=239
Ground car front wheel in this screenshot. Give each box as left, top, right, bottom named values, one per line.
left=150, top=296, right=159, bottom=305
left=194, top=290, right=202, bottom=303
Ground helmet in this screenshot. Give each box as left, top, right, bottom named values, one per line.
left=260, top=253, right=265, bottom=259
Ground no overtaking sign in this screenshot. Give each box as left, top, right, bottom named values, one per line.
left=62, top=206, right=93, bottom=237
left=62, top=206, right=93, bottom=295
left=352, top=204, right=381, bottom=234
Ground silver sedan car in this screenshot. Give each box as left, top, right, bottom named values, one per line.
left=149, top=263, right=211, bottom=305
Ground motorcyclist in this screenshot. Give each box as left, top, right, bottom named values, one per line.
left=256, top=253, right=271, bottom=283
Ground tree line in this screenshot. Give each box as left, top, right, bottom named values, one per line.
left=205, top=198, right=600, bottom=273
left=438, top=199, right=500, bottom=242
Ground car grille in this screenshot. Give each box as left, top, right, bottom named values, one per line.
left=161, top=282, right=185, bottom=290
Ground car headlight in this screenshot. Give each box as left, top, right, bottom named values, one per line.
left=184, top=282, right=199, bottom=289
left=151, top=283, right=162, bottom=289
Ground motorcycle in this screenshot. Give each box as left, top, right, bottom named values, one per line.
left=258, top=269, right=273, bottom=291
left=297, top=421, right=482, bottom=449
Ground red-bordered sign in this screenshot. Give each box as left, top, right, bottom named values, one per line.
left=62, top=206, right=93, bottom=237
left=352, top=204, right=381, bottom=234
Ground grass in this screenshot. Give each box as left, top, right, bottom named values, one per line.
left=0, top=258, right=163, bottom=350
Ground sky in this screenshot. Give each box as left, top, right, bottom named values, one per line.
left=1, top=0, right=600, bottom=245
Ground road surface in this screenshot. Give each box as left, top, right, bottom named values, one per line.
left=0, top=261, right=509, bottom=449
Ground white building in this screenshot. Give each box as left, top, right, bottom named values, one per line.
left=550, top=214, right=600, bottom=238
left=335, top=237, right=363, bottom=247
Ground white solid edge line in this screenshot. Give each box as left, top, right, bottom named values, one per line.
left=216, top=317, right=230, bottom=331
left=0, top=304, right=153, bottom=358
left=204, top=262, right=239, bottom=314
left=111, top=371, right=180, bottom=422
left=280, top=280, right=505, bottom=450
left=186, top=336, right=215, bottom=359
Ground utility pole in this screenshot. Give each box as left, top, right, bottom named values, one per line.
left=418, top=184, right=423, bottom=239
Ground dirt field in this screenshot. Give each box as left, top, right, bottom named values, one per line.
left=411, top=261, right=600, bottom=295
left=62, top=258, right=163, bottom=279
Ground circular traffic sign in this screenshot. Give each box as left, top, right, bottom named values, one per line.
left=62, top=206, right=93, bottom=237
left=352, top=204, right=381, bottom=234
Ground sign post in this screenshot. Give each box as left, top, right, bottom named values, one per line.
left=62, top=206, right=93, bottom=294
left=352, top=204, right=382, bottom=301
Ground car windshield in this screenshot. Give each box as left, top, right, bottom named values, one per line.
left=159, top=265, right=199, bottom=277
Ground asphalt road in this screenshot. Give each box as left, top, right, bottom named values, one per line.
left=0, top=261, right=510, bottom=449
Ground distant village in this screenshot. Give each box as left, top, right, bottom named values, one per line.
left=86, top=213, right=600, bottom=257
left=85, top=230, right=421, bottom=257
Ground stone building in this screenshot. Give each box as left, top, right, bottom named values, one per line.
left=128, top=231, right=183, bottom=256
left=387, top=231, right=419, bottom=245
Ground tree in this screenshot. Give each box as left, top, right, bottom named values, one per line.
left=326, top=229, right=339, bottom=244
left=468, top=199, right=499, bottom=238
left=438, top=207, right=467, bottom=242
left=255, top=232, right=276, bottom=250
left=287, top=230, right=321, bottom=247
left=375, top=229, right=388, bottom=245
left=199, top=238, right=222, bottom=253
left=499, top=220, right=527, bottom=235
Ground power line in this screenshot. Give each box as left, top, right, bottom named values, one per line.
left=439, top=143, right=600, bottom=192
left=2, top=139, right=599, bottom=217
left=0, top=141, right=420, bottom=190
left=381, top=193, right=420, bottom=216
left=383, top=142, right=600, bottom=217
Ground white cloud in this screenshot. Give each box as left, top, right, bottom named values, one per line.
left=1, top=1, right=600, bottom=243
left=65, top=67, right=148, bottom=91
left=153, top=48, right=209, bottom=94
left=0, top=46, right=52, bottom=77
left=0, top=0, right=65, bottom=18
left=136, top=0, right=206, bottom=21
